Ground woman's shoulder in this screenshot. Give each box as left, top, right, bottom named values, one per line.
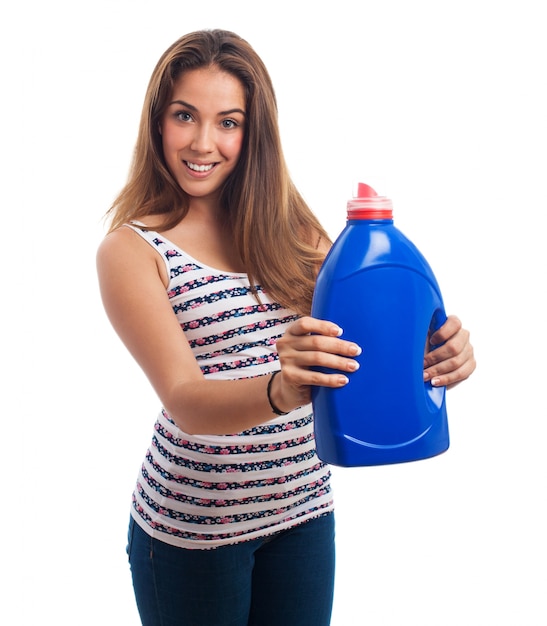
left=97, top=222, right=161, bottom=270
left=98, top=222, right=141, bottom=253
left=98, top=211, right=170, bottom=247
left=97, top=223, right=171, bottom=290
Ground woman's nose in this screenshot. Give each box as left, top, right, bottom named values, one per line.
left=190, top=124, right=214, bottom=153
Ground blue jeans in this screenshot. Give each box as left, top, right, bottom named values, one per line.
left=127, top=513, right=335, bottom=626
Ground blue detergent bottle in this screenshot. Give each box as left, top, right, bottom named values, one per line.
left=311, top=183, right=449, bottom=467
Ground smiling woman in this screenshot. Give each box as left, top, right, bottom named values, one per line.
left=96, top=28, right=475, bottom=626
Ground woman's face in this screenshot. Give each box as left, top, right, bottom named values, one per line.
left=160, top=66, right=246, bottom=204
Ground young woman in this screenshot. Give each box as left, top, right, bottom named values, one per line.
left=97, top=29, right=475, bottom=626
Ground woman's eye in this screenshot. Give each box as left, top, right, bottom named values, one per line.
left=175, top=111, right=193, bottom=122
left=221, top=119, right=238, bottom=129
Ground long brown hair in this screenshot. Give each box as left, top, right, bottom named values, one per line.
left=106, top=29, right=331, bottom=315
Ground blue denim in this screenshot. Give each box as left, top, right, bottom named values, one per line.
left=127, top=513, right=335, bottom=626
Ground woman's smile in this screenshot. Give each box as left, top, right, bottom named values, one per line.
left=185, top=160, right=217, bottom=174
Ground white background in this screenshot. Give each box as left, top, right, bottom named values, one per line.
left=2, top=1, right=546, bottom=624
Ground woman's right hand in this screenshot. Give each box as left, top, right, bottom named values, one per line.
left=273, top=316, right=362, bottom=411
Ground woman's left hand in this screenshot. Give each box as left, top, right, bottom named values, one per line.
left=423, top=315, right=476, bottom=389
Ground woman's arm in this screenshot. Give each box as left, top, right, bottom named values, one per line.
left=96, top=227, right=360, bottom=435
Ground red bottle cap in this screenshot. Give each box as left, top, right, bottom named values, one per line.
left=347, top=183, right=393, bottom=219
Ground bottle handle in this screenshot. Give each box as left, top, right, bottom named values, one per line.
left=428, top=308, right=447, bottom=350
left=424, top=307, right=448, bottom=408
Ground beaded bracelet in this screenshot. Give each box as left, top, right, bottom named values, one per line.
left=267, top=371, right=290, bottom=416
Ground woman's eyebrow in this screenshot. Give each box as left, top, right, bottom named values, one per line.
left=168, top=99, right=196, bottom=110
left=219, top=108, right=246, bottom=117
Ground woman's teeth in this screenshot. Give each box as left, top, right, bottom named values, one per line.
left=186, top=162, right=214, bottom=172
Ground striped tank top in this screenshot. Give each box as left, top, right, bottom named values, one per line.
left=127, top=224, right=334, bottom=549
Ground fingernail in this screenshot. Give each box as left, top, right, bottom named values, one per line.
left=338, top=375, right=349, bottom=385
left=334, top=326, right=343, bottom=336
left=423, top=371, right=430, bottom=381
left=348, top=361, right=360, bottom=372
left=431, top=377, right=441, bottom=386
left=350, top=345, right=362, bottom=356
